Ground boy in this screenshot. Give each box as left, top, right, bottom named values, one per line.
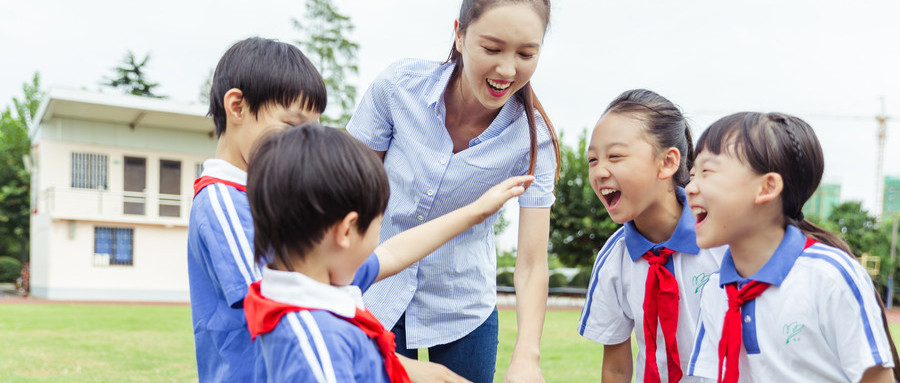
left=242, top=124, right=532, bottom=382
left=189, top=37, right=472, bottom=383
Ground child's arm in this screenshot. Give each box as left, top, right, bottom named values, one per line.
left=374, top=175, right=534, bottom=282
left=602, top=338, right=633, bottom=383
left=397, top=354, right=472, bottom=383
left=859, top=366, right=894, bottom=383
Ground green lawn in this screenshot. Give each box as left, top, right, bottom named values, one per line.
left=0, top=304, right=897, bottom=382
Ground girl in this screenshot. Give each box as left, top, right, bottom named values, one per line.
left=685, top=112, right=896, bottom=382
left=578, top=89, right=725, bottom=383
left=347, top=0, right=560, bottom=382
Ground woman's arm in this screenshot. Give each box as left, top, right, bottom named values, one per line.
left=602, top=339, right=633, bottom=383
left=503, top=207, right=550, bottom=383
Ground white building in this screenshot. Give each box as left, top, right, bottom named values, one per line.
left=29, top=89, right=216, bottom=301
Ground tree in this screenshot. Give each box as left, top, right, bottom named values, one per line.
left=549, top=130, right=618, bottom=268
left=198, top=68, right=213, bottom=105
left=101, top=51, right=165, bottom=98
left=293, top=0, right=359, bottom=128
left=824, top=201, right=880, bottom=257
left=0, top=73, right=44, bottom=263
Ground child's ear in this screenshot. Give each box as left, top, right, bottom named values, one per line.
left=454, top=20, right=463, bottom=54
left=224, top=88, right=244, bottom=123
left=332, top=211, right=360, bottom=249
left=754, top=172, right=784, bottom=205
left=657, top=147, right=681, bottom=180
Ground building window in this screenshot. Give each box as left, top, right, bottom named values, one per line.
left=94, top=227, right=133, bottom=266
left=196, top=163, right=204, bottom=179
left=72, top=153, right=108, bottom=189
left=159, top=160, right=182, bottom=217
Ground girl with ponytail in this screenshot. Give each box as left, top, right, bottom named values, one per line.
left=685, top=112, right=896, bottom=383
left=346, top=1, right=560, bottom=381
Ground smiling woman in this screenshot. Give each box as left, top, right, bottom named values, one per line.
left=345, top=1, right=560, bottom=382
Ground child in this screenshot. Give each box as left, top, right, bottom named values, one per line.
left=241, top=124, right=532, bottom=382
left=187, top=37, right=466, bottom=383
left=685, top=112, right=896, bottom=382
left=578, top=89, right=724, bottom=383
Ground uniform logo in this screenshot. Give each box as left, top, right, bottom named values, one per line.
left=783, top=321, right=805, bottom=344
left=692, top=273, right=710, bottom=294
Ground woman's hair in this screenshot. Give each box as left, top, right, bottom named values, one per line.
left=695, top=112, right=852, bottom=254
left=247, top=124, right=390, bottom=269
left=603, top=89, right=694, bottom=187
left=446, top=0, right=560, bottom=180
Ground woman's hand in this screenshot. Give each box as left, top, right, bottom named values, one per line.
left=470, top=175, right=534, bottom=222
left=503, top=357, right=545, bottom=383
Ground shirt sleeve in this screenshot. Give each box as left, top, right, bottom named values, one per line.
left=578, top=238, right=633, bottom=344
left=262, top=314, right=359, bottom=383
left=821, top=269, right=895, bottom=382
left=352, top=253, right=380, bottom=292
left=686, top=288, right=720, bottom=380
left=347, top=63, right=396, bottom=152
left=517, top=113, right=557, bottom=208
left=195, top=186, right=259, bottom=308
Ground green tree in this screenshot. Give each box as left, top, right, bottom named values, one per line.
left=0, top=73, right=44, bottom=262
left=101, top=51, right=165, bottom=98
left=549, top=130, right=618, bottom=267
left=824, top=201, right=880, bottom=257
left=293, top=0, right=359, bottom=128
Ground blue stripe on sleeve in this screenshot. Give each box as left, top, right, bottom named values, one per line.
left=579, top=229, right=626, bottom=334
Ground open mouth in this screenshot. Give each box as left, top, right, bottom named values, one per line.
left=691, top=207, right=708, bottom=224
left=486, top=79, right=511, bottom=97
left=600, top=188, right=621, bottom=208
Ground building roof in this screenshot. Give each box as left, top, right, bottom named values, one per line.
left=30, top=88, right=214, bottom=140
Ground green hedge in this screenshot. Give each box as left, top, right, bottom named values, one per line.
left=568, top=268, right=592, bottom=288
left=0, top=257, right=22, bottom=283
left=548, top=273, right=568, bottom=288
left=497, top=271, right=515, bottom=287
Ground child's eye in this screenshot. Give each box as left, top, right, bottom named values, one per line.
left=609, top=154, right=623, bottom=160
left=483, top=47, right=500, bottom=54
left=519, top=52, right=536, bottom=59
left=587, top=157, right=597, bottom=164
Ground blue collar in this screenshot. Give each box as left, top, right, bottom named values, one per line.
left=624, top=187, right=701, bottom=261
left=719, top=225, right=806, bottom=287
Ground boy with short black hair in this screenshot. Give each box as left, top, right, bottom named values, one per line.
left=243, top=124, right=532, bottom=382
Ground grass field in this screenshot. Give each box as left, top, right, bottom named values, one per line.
left=0, top=303, right=897, bottom=382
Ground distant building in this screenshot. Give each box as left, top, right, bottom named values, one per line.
left=803, top=183, right=841, bottom=221
left=29, top=89, right=215, bottom=301
left=885, top=176, right=900, bottom=218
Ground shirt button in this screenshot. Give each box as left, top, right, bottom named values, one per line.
left=744, top=315, right=752, bottom=323
left=426, top=189, right=434, bottom=196
left=417, top=215, right=424, bottom=221
left=440, top=158, right=448, bottom=165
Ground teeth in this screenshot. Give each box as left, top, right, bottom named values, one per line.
left=487, top=79, right=511, bottom=90
left=600, top=188, right=618, bottom=196
left=692, top=207, right=707, bottom=215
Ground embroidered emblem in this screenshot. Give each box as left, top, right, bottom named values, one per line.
left=783, top=321, right=805, bottom=344
left=692, top=272, right=710, bottom=294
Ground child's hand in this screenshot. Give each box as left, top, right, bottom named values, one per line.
left=470, top=175, right=534, bottom=222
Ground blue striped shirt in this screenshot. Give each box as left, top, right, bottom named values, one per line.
left=347, top=58, right=557, bottom=348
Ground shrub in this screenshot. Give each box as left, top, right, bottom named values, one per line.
left=548, top=272, right=568, bottom=288
left=497, top=271, right=515, bottom=287
left=568, top=268, right=592, bottom=288
left=0, top=257, right=22, bottom=283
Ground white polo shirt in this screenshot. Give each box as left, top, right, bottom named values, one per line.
left=579, top=188, right=725, bottom=382
left=688, top=225, right=894, bottom=382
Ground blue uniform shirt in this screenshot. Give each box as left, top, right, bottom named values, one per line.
left=347, top=58, right=557, bottom=348
left=187, top=159, right=381, bottom=382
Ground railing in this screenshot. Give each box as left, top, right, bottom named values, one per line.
left=39, top=187, right=190, bottom=225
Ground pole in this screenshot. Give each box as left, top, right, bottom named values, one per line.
left=889, top=216, right=898, bottom=310
left=874, top=97, right=887, bottom=221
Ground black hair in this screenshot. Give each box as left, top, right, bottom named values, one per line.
left=446, top=0, right=560, bottom=180
left=208, top=37, right=327, bottom=137
left=695, top=112, right=852, bottom=255
left=603, top=89, right=694, bottom=187
left=247, top=124, right=390, bottom=269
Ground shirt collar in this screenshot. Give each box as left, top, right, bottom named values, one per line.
left=200, top=159, right=246, bottom=186
left=624, top=187, right=701, bottom=261
left=259, top=266, right=364, bottom=319
left=426, top=62, right=456, bottom=110
left=718, top=225, right=806, bottom=287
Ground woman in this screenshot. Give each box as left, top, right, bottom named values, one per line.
left=347, top=1, right=560, bottom=382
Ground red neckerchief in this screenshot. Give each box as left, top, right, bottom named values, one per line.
left=244, top=281, right=410, bottom=383
left=642, top=247, right=682, bottom=383
left=193, top=176, right=246, bottom=197
left=717, top=238, right=817, bottom=383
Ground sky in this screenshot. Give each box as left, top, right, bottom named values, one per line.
left=2, top=0, right=899, bottom=248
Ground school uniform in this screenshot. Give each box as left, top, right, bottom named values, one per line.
left=244, top=266, right=404, bottom=383
left=687, top=225, right=894, bottom=382
left=187, top=159, right=381, bottom=382
left=579, top=187, right=725, bottom=382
